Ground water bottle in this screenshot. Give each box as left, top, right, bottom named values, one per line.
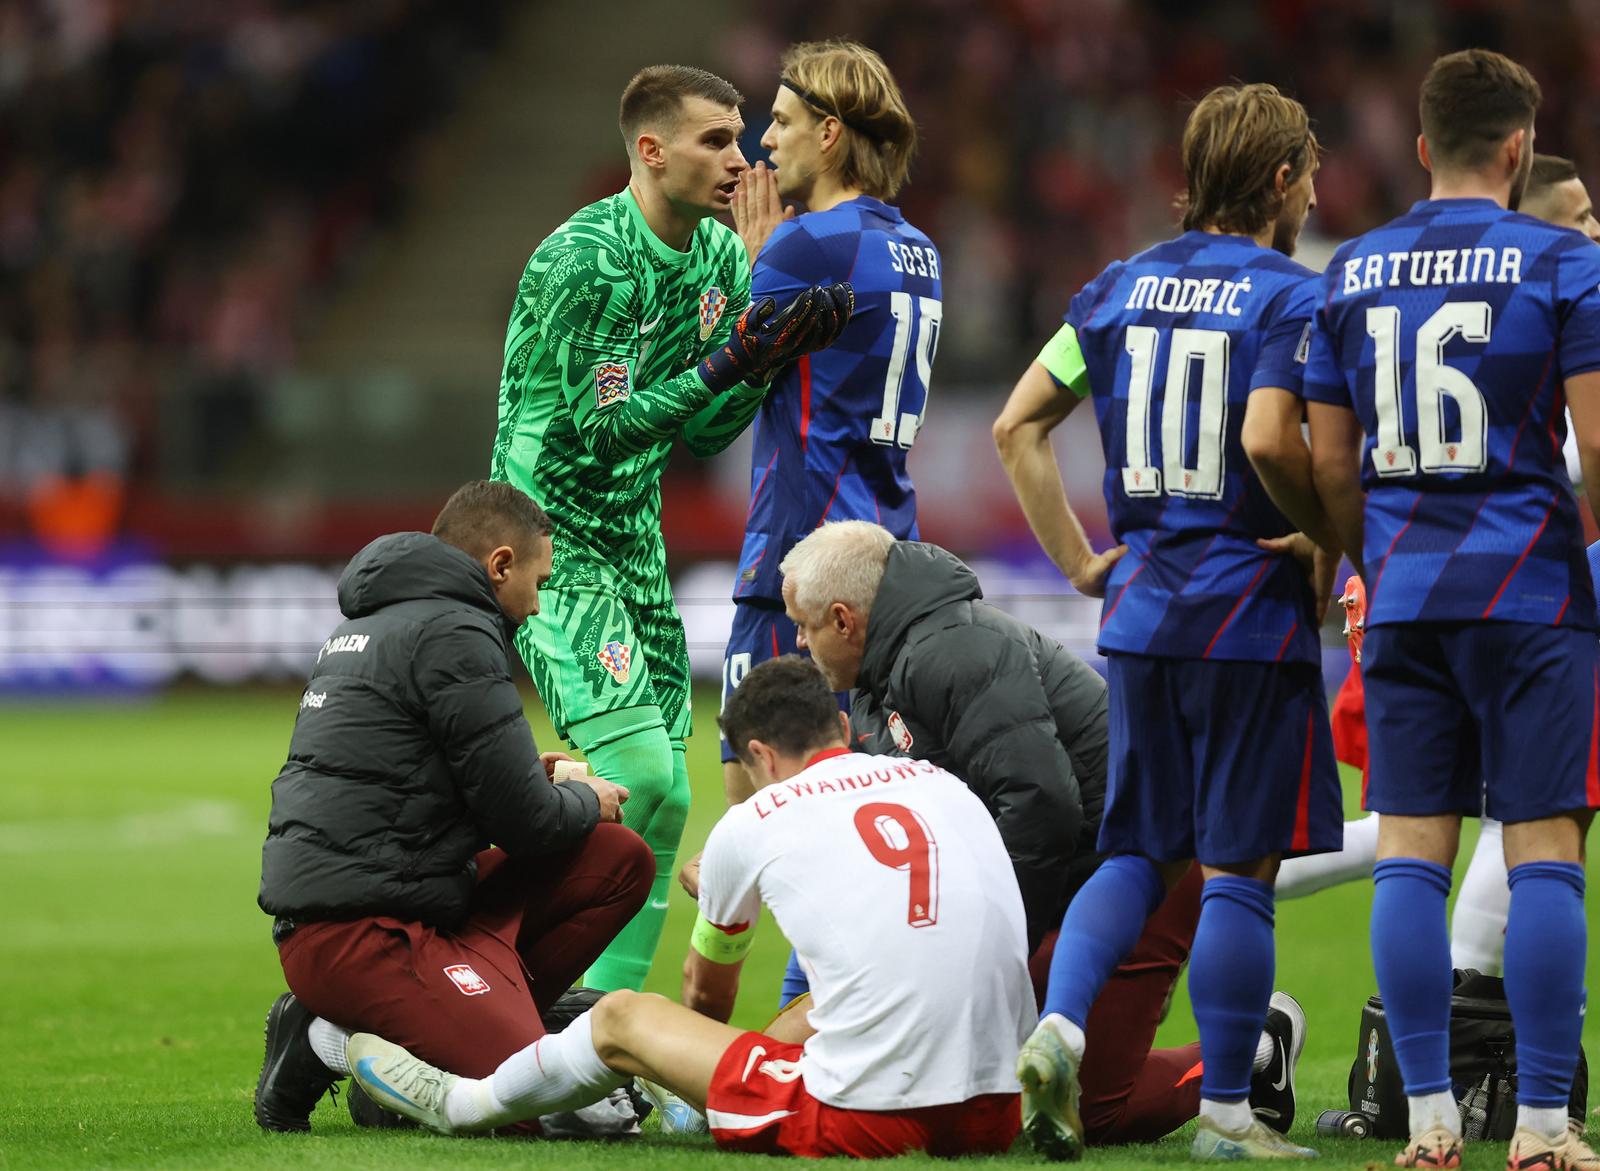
left=1314, top=1109, right=1372, bottom=1139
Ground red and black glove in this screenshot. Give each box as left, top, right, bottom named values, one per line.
left=698, top=281, right=855, bottom=392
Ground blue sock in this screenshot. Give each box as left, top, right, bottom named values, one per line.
left=779, top=947, right=810, bottom=1007
left=1504, top=861, right=1587, bottom=1107
left=1190, top=875, right=1275, bottom=1102
left=1371, top=857, right=1454, bottom=1096
left=1042, top=854, right=1166, bottom=1025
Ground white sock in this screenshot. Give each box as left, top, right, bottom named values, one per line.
left=1200, top=1097, right=1253, bottom=1133
left=1516, top=1105, right=1569, bottom=1142
left=307, top=1018, right=351, bottom=1076
left=1449, top=818, right=1508, bottom=976
left=1042, top=1012, right=1086, bottom=1061
left=1408, top=1090, right=1462, bottom=1138
left=1275, top=813, right=1379, bottom=899
left=1253, top=1029, right=1274, bottom=1072
left=442, top=1077, right=502, bottom=1131
left=444, top=1012, right=626, bottom=1130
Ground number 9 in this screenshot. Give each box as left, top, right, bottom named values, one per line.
left=852, top=801, right=941, bottom=928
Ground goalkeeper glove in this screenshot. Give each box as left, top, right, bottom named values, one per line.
left=698, top=281, right=855, bottom=393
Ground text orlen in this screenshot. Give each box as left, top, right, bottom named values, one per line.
left=751, top=758, right=939, bottom=820
left=317, top=633, right=370, bottom=661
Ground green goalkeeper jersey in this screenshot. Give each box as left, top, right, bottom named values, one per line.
left=491, top=189, right=757, bottom=604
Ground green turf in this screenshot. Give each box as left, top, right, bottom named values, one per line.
left=0, top=685, right=1595, bottom=1170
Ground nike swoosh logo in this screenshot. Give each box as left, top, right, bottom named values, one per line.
left=742, top=1045, right=767, bottom=1082
left=639, top=314, right=664, bottom=335
left=357, top=1057, right=416, bottom=1110
left=1270, top=1042, right=1290, bottom=1091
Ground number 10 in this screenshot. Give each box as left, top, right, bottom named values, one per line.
left=1121, top=325, right=1230, bottom=499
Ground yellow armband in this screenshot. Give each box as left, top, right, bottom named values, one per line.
left=1037, top=322, right=1092, bottom=397
left=690, top=910, right=756, bottom=964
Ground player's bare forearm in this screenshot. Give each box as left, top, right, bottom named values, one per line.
left=1244, top=386, right=1343, bottom=555
left=1307, top=401, right=1367, bottom=581
left=680, top=951, right=741, bottom=1023
left=995, top=362, right=1124, bottom=595
left=1580, top=451, right=1600, bottom=529
left=1564, top=371, right=1600, bottom=522
left=1320, top=481, right=1365, bottom=583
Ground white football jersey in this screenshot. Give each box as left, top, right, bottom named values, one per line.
left=697, top=748, right=1035, bottom=1110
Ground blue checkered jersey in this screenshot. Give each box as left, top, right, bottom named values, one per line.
left=1589, top=540, right=1600, bottom=623
left=732, top=196, right=938, bottom=601
left=1302, top=199, right=1600, bottom=630
left=1062, top=231, right=1321, bottom=663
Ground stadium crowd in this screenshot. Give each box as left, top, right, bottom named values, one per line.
left=725, top=0, right=1600, bottom=378
left=10, top=2, right=1600, bottom=547
left=0, top=0, right=506, bottom=522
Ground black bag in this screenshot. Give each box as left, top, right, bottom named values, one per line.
left=1348, top=969, right=1588, bottom=1140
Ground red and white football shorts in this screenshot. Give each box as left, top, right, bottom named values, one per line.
left=705, top=1031, right=1020, bottom=1158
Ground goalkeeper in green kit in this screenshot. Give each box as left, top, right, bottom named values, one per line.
left=491, top=64, right=853, bottom=991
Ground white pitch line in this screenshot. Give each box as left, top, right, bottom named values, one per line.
left=0, top=800, right=253, bottom=854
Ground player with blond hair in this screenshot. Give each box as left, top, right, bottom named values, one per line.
left=715, top=40, right=937, bottom=837
left=996, top=82, right=1341, bottom=1161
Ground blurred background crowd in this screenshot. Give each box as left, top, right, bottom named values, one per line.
left=2, top=0, right=1596, bottom=683
left=723, top=0, right=1600, bottom=378
left=0, top=0, right=508, bottom=554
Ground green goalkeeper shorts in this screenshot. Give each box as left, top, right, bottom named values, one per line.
left=516, top=585, right=692, bottom=746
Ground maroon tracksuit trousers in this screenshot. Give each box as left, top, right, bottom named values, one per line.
left=277, top=823, right=653, bottom=1078
left=1029, top=863, right=1204, bottom=1146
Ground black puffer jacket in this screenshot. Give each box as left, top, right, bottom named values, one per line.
left=851, top=541, right=1108, bottom=950
left=259, top=532, right=599, bottom=928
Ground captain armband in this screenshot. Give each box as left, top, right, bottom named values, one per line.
left=1036, top=322, right=1092, bottom=398
left=690, top=910, right=757, bottom=965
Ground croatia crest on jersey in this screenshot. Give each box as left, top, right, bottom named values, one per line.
left=698, top=286, right=727, bottom=341
left=597, top=640, right=632, bottom=685
left=594, top=361, right=631, bottom=409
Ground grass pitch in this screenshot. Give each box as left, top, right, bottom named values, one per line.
left=1, top=684, right=1596, bottom=1170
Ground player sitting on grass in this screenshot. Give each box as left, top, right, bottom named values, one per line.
left=338, top=655, right=1037, bottom=1158
left=774, top=520, right=1309, bottom=1151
